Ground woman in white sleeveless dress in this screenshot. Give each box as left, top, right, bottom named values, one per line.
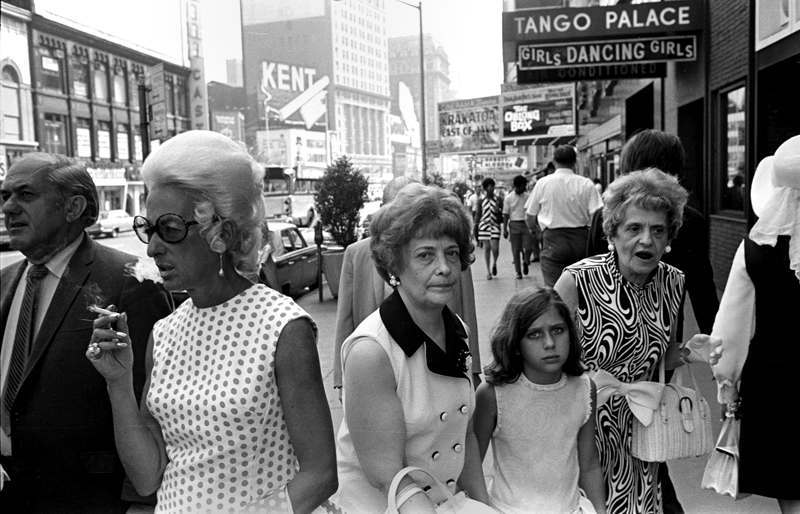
left=335, top=184, right=491, bottom=513
left=86, top=131, right=337, bottom=513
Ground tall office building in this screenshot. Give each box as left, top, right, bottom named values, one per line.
left=240, top=0, right=391, bottom=181
left=388, top=34, right=451, bottom=143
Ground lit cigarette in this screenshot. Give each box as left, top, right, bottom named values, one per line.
left=88, top=305, right=117, bottom=316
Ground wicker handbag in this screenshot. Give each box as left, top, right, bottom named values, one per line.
left=631, top=360, right=714, bottom=462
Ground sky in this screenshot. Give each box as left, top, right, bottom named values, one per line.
left=33, top=0, right=503, bottom=100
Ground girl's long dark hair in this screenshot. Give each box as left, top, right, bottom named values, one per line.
left=484, top=287, right=584, bottom=385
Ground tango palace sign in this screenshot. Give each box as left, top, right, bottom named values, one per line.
left=504, top=0, right=703, bottom=42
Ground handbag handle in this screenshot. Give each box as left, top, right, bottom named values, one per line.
left=386, top=466, right=455, bottom=513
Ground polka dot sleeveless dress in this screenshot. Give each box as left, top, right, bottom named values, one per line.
left=147, top=284, right=314, bottom=513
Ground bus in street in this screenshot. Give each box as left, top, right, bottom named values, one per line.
left=263, top=166, right=319, bottom=227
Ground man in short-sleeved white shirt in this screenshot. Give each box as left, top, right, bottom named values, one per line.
left=525, top=145, right=602, bottom=286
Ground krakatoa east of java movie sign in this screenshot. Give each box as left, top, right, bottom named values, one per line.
left=438, top=96, right=500, bottom=154
left=519, top=36, right=696, bottom=70
left=503, top=0, right=703, bottom=43
left=501, top=84, right=574, bottom=140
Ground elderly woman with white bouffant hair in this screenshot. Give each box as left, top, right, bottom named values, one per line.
left=86, top=131, right=337, bottom=513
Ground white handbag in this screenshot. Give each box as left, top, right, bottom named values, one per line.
left=385, top=466, right=496, bottom=514
left=630, top=361, right=714, bottom=462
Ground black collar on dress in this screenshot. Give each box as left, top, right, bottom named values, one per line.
left=379, top=289, right=470, bottom=380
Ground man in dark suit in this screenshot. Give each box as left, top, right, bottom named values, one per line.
left=0, top=153, right=172, bottom=512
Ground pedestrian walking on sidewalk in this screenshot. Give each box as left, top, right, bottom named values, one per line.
left=502, top=175, right=534, bottom=279
left=526, top=146, right=602, bottom=287
left=710, top=135, right=800, bottom=513
left=334, top=184, right=490, bottom=512
left=86, top=131, right=337, bottom=513
left=554, top=168, right=690, bottom=513
left=0, top=153, right=171, bottom=512
left=476, top=177, right=502, bottom=280
left=473, top=287, right=606, bottom=514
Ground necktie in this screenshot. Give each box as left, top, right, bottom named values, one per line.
left=2, top=263, right=49, bottom=417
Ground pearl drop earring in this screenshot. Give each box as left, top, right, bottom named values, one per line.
left=664, top=245, right=672, bottom=254
left=218, top=254, right=225, bottom=277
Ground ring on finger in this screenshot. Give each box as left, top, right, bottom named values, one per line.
left=88, top=342, right=102, bottom=358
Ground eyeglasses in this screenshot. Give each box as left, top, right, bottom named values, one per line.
left=133, top=213, right=199, bottom=244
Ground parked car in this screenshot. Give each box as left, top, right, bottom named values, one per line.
left=259, top=221, right=321, bottom=297
left=87, top=209, right=134, bottom=238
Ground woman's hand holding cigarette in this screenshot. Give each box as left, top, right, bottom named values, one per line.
left=85, top=304, right=134, bottom=383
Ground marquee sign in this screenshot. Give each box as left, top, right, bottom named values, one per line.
left=501, top=84, right=574, bottom=140
left=519, top=35, right=697, bottom=70
left=504, top=0, right=703, bottom=43
left=438, top=96, right=500, bottom=154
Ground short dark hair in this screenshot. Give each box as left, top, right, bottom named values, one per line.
left=10, top=152, right=99, bottom=227
left=370, top=184, right=474, bottom=283
left=482, top=177, right=495, bottom=189
left=619, top=129, right=685, bottom=176
left=553, top=145, right=577, bottom=168
left=512, top=175, right=527, bottom=189
left=485, top=287, right=584, bottom=385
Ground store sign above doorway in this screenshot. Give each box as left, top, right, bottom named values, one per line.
left=503, top=0, right=703, bottom=43
left=518, top=35, right=697, bottom=70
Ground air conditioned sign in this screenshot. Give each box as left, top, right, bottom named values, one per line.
left=504, top=0, right=702, bottom=42
left=519, top=35, right=696, bottom=70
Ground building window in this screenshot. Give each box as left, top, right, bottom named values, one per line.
left=113, top=71, right=127, bottom=106
left=39, top=49, right=64, bottom=93
left=93, top=61, right=108, bottom=102
left=42, top=113, right=67, bottom=154
left=1, top=66, right=22, bottom=141
left=71, top=55, right=89, bottom=98
left=134, top=127, right=143, bottom=162
left=719, top=86, right=746, bottom=212
left=76, top=117, right=92, bottom=158
left=116, top=124, right=130, bottom=161
left=129, top=72, right=141, bottom=110
left=97, top=120, right=112, bottom=160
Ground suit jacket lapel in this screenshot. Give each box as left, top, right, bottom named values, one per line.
left=23, top=235, right=94, bottom=380
left=0, top=262, right=26, bottom=352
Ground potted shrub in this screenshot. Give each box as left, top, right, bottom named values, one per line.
left=315, top=155, right=369, bottom=298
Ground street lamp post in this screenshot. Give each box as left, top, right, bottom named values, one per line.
left=395, top=0, right=427, bottom=182
left=333, top=0, right=427, bottom=181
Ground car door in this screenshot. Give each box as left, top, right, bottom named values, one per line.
left=293, top=229, right=319, bottom=288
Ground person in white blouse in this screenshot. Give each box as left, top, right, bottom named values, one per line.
left=526, top=146, right=602, bottom=287
left=710, top=135, right=800, bottom=512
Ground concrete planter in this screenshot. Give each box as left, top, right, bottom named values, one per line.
left=321, top=249, right=345, bottom=299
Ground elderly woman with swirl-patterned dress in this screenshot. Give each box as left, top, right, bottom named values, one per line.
left=554, top=168, right=692, bottom=513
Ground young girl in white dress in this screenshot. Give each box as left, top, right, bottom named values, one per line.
left=473, top=287, right=606, bottom=514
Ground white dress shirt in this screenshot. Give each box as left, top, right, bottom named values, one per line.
left=1, top=234, right=83, bottom=455
left=503, top=190, right=529, bottom=222
left=526, top=168, right=603, bottom=229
